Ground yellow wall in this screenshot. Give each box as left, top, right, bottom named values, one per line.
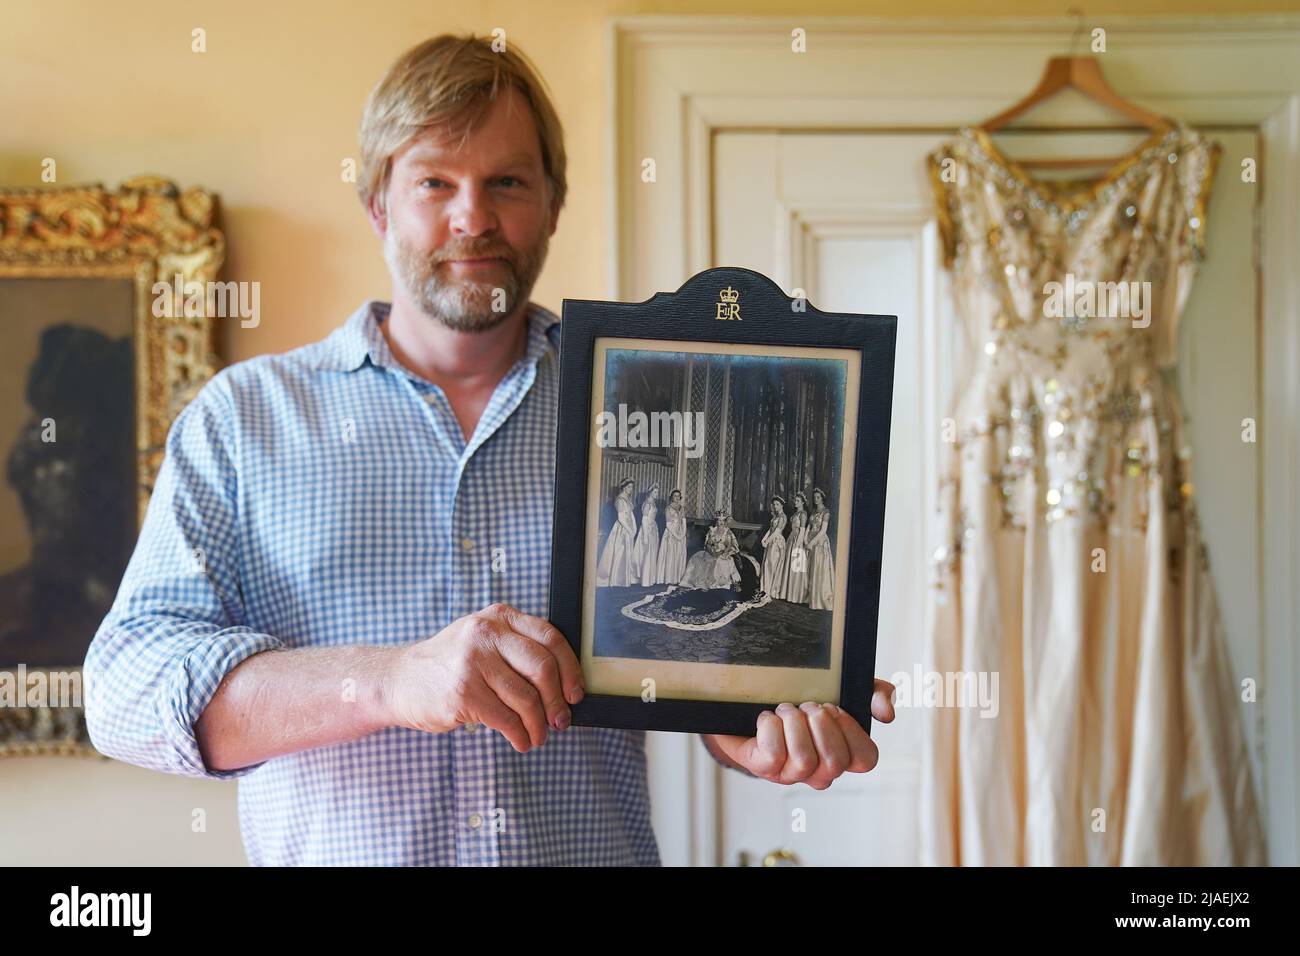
left=2, top=0, right=1296, bottom=865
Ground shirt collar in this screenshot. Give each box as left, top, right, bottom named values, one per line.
left=316, top=299, right=561, bottom=374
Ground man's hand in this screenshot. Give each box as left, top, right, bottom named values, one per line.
left=382, top=603, right=585, bottom=753
left=701, top=678, right=896, bottom=788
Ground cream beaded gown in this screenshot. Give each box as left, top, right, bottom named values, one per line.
left=922, top=123, right=1267, bottom=865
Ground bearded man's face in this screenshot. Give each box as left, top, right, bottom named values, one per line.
left=376, top=83, right=557, bottom=332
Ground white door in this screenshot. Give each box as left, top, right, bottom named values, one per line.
left=708, top=125, right=1262, bottom=866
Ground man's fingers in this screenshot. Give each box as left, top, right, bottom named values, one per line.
left=723, top=701, right=879, bottom=783
left=872, top=678, right=897, bottom=723
left=464, top=674, right=533, bottom=753
left=496, top=629, right=571, bottom=731
left=754, top=712, right=788, bottom=775
left=481, top=659, right=549, bottom=750
left=799, top=702, right=850, bottom=789
left=829, top=703, right=879, bottom=773
left=729, top=712, right=786, bottom=778
left=772, top=702, right=818, bottom=783
left=496, top=605, right=585, bottom=706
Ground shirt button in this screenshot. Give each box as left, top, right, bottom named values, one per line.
left=461, top=537, right=475, bottom=551
left=463, top=722, right=479, bottom=733
left=467, top=813, right=483, bottom=829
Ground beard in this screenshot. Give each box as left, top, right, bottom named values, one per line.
left=384, top=222, right=549, bottom=333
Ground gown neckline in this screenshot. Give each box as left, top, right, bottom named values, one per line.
left=962, top=124, right=1180, bottom=215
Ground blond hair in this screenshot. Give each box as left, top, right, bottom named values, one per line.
left=356, top=34, right=567, bottom=215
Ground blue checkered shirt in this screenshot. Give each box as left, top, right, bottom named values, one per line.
left=84, top=300, right=684, bottom=866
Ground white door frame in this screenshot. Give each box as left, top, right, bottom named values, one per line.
left=611, top=14, right=1300, bottom=867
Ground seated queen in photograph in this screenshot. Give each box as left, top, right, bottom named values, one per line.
left=596, top=477, right=636, bottom=587
left=622, top=505, right=765, bottom=631
left=677, top=508, right=742, bottom=590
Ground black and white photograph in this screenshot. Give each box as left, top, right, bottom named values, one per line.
left=583, top=341, right=856, bottom=708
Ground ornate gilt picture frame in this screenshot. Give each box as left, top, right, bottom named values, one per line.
left=0, top=176, right=224, bottom=757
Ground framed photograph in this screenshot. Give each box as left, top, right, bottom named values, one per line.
left=0, top=177, right=223, bottom=756
left=550, top=266, right=896, bottom=737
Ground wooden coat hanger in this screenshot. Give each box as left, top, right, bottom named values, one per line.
left=976, top=13, right=1175, bottom=170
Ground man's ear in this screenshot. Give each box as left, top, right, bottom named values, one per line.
left=366, top=191, right=388, bottom=240
left=547, top=185, right=561, bottom=237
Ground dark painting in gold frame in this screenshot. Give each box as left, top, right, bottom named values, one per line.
left=0, top=176, right=223, bottom=756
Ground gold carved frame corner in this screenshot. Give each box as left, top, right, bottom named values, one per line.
left=0, top=175, right=225, bottom=757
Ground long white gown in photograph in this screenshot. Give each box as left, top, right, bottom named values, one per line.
left=596, top=493, right=636, bottom=587
left=760, top=512, right=788, bottom=600
left=804, top=507, right=833, bottom=611
left=784, top=509, right=809, bottom=603
left=656, top=503, right=687, bottom=585
left=631, top=494, right=660, bottom=587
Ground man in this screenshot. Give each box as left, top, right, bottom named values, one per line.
left=84, top=33, right=895, bottom=866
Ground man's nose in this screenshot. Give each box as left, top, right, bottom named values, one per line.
left=448, top=182, right=498, bottom=237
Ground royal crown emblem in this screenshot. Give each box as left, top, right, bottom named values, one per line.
left=715, top=285, right=741, bottom=321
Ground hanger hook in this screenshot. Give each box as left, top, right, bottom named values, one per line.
left=1067, top=6, right=1086, bottom=57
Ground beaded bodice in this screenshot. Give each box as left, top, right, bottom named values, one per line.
left=927, top=124, right=1220, bottom=534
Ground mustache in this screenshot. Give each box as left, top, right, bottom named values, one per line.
left=434, top=242, right=515, bottom=265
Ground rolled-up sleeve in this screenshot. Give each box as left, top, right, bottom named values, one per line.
left=84, top=372, right=284, bottom=780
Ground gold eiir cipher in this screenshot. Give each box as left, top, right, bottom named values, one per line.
left=715, top=285, right=741, bottom=321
